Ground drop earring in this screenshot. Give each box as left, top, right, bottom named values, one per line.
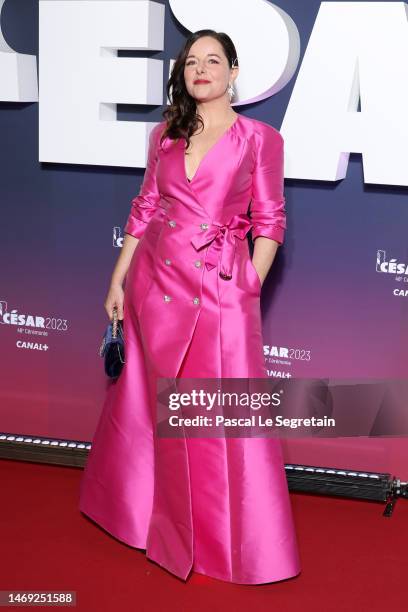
left=228, top=57, right=238, bottom=100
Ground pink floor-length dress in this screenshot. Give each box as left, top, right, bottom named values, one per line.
left=79, top=112, right=301, bottom=584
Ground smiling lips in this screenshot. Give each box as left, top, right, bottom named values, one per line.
left=194, top=79, right=210, bottom=84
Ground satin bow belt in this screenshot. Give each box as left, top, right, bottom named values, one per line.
left=190, top=213, right=253, bottom=280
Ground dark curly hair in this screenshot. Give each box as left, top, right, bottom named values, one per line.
left=159, top=29, right=239, bottom=150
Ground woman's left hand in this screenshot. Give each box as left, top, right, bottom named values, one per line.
left=252, top=265, right=264, bottom=287
left=252, top=237, right=280, bottom=286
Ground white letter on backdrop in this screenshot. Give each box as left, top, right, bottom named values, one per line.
left=0, top=0, right=38, bottom=101
left=280, top=1, right=408, bottom=186
left=39, top=0, right=164, bottom=168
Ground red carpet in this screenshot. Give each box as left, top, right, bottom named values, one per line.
left=0, top=458, right=407, bottom=611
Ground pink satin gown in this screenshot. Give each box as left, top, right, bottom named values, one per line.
left=79, top=113, right=301, bottom=584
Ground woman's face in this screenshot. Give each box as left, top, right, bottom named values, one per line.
left=183, top=36, right=238, bottom=103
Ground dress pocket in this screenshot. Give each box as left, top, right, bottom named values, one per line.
left=247, top=257, right=262, bottom=294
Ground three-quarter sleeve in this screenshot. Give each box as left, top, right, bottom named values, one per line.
left=249, top=126, right=287, bottom=245
left=124, top=122, right=163, bottom=239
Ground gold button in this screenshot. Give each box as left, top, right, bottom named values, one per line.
left=200, top=223, right=209, bottom=230
left=165, top=258, right=172, bottom=265
left=163, top=295, right=172, bottom=302
left=193, top=297, right=200, bottom=305
left=168, top=220, right=176, bottom=228
left=194, top=260, right=202, bottom=268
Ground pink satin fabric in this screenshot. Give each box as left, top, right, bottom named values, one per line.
left=79, top=114, right=301, bottom=584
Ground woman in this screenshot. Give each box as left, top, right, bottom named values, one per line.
left=79, top=29, right=301, bottom=585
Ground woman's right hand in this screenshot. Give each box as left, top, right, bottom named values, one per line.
left=104, top=283, right=125, bottom=321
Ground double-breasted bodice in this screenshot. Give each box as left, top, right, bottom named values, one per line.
left=124, top=113, right=287, bottom=377
left=125, top=113, right=286, bottom=247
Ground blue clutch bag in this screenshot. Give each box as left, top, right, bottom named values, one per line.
left=99, top=307, right=125, bottom=378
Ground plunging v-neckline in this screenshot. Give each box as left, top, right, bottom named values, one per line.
left=183, top=114, right=240, bottom=184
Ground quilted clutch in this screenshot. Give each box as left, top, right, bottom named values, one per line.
left=99, top=306, right=125, bottom=379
